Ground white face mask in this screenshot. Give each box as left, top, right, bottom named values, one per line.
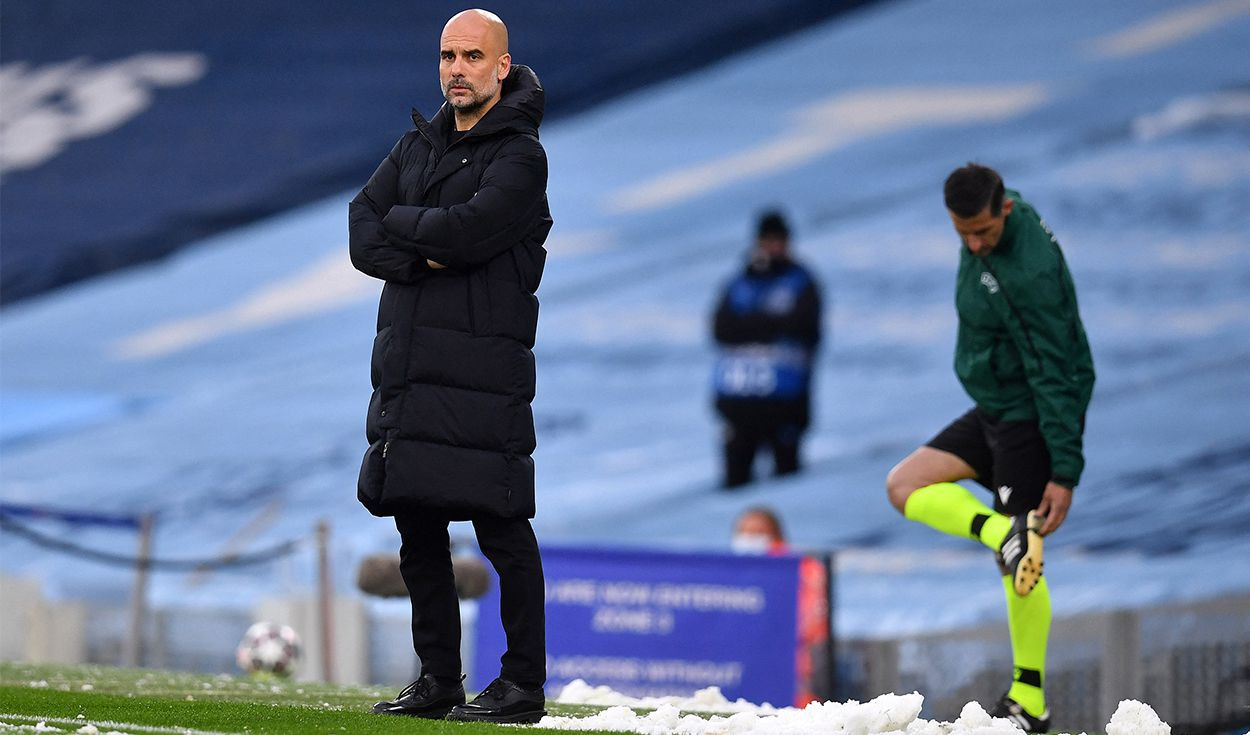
left=731, top=533, right=773, bottom=555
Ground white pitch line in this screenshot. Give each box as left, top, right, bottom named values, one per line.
left=0, top=713, right=236, bottom=735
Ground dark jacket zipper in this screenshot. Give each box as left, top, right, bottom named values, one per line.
left=465, top=274, right=477, bottom=334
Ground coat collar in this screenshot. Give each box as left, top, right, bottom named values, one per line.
left=410, top=65, right=545, bottom=150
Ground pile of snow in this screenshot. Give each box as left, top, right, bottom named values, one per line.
left=546, top=680, right=1173, bottom=734
left=1105, top=700, right=1172, bottom=735
left=555, top=679, right=777, bottom=713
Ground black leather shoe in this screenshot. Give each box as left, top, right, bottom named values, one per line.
left=446, top=678, right=546, bottom=724
left=370, top=673, right=465, bottom=718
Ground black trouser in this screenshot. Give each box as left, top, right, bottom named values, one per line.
left=394, top=513, right=546, bottom=687
left=723, top=420, right=802, bottom=487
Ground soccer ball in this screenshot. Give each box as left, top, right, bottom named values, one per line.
left=235, top=621, right=301, bottom=677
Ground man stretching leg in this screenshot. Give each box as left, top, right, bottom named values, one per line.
left=886, top=163, right=1095, bottom=733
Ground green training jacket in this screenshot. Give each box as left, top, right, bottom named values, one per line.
left=954, top=190, right=1095, bottom=487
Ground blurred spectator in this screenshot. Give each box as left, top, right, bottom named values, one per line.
left=730, top=506, right=831, bottom=705
left=712, top=211, right=822, bottom=489
left=730, top=505, right=788, bottom=555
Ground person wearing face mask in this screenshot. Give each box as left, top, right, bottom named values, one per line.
left=730, top=506, right=789, bottom=555
left=730, top=506, right=831, bottom=705
left=712, top=211, right=823, bottom=489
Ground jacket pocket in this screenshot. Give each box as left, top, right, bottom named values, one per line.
left=990, top=339, right=1022, bottom=385
left=511, top=239, right=545, bottom=293
left=357, top=439, right=389, bottom=517
left=370, top=325, right=391, bottom=390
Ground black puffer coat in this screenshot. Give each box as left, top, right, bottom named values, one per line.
left=348, top=65, right=552, bottom=520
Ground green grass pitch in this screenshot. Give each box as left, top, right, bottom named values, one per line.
left=0, top=662, right=623, bottom=735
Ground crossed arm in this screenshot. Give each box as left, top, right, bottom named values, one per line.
left=349, top=135, right=547, bottom=281
left=348, top=137, right=431, bottom=284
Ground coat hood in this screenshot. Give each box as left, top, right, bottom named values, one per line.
left=413, top=64, right=545, bottom=141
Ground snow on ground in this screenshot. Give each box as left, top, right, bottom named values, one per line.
left=545, top=679, right=1173, bottom=734
left=0, top=716, right=228, bottom=735
left=555, top=679, right=779, bottom=713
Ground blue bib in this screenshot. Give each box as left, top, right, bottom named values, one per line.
left=715, top=343, right=810, bottom=400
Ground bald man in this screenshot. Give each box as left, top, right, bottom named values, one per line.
left=350, top=8, right=552, bottom=724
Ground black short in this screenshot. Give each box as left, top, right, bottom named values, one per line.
left=926, top=408, right=1051, bottom=515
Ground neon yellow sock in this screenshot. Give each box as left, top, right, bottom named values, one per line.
left=903, top=482, right=1011, bottom=550
left=1003, top=574, right=1050, bottom=717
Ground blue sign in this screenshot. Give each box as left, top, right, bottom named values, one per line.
left=473, top=545, right=801, bottom=706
